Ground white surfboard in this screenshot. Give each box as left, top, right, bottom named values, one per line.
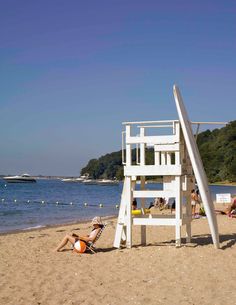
left=173, top=85, right=220, bottom=249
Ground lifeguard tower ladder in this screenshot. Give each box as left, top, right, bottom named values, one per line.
left=114, top=86, right=221, bottom=249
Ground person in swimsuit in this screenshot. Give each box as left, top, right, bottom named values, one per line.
left=191, top=189, right=199, bottom=217
left=54, top=216, right=103, bottom=252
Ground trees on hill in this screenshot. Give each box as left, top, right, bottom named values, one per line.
left=81, top=121, right=236, bottom=183
left=81, top=151, right=124, bottom=180
left=197, top=120, right=236, bottom=182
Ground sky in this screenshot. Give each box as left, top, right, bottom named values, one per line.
left=0, top=0, right=235, bottom=176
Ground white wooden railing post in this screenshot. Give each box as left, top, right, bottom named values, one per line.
left=175, top=176, right=181, bottom=247
left=140, top=126, right=146, bottom=245
left=126, top=125, right=132, bottom=166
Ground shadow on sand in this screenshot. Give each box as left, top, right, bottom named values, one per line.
left=58, top=233, right=236, bottom=253
left=99, top=232, right=236, bottom=252
left=187, top=233, right=236, bottom=250
left=135, top=232, right=236, bottom=250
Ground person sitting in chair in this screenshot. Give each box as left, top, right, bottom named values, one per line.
left=54, top=216, right=103, bottom=252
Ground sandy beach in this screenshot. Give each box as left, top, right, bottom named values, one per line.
left=0, top=212, right=236, bottom=305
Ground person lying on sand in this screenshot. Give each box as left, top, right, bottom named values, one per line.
left=227, top=198, right=236, bottom=217
left=54, top=216, right=103, bottom=252
left=215, top=198, right=236, bottom=217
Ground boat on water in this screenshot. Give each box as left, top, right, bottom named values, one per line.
left=3, top=173, right=36, bottom=183
left=96, top=179, right=119, bottom=186
left=61, top=178, right=77, bottom=182
left=82, top=179, right=98, bottom=185
left=75, top=175, right=88, bottom=182
left=61, top=175, right=119, bottom=186
left=61, top=175, right=88, bottom=183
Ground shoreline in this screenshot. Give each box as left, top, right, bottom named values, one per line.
left=0, top=214, right=117, bottom=236
left=210, top=181, right=236, bottom=186
left=1, top=200, right=231, bottom=237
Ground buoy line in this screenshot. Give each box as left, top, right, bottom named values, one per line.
left=0, top=199, right=120, bottom=208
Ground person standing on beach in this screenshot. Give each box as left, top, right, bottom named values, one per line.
left=191, top=189, right=198, bottom=217
left=196, top=189, right=201, bottom=213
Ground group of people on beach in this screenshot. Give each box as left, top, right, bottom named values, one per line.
left=148, top=197, right=168, bottom=210
left=132, top=194, right=196, bottom=215
left=131, top=189, right=236, bottom=219
left=191, top=189, right=236, bottom=218
left=132, top=197, right=170, bottom=211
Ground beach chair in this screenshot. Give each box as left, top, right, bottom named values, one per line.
left=85, top=223, right=107, bottom=254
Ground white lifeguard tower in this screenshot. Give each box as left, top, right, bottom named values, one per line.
left=114, top=85, right=224, bottom=249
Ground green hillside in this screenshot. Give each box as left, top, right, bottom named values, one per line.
left=197, top=120, right=236, bottom=182
left=81, top=121, right=236, bottom=183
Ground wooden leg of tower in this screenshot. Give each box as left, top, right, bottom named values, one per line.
left=113, top=176, right=131, bottom=248
left=122, top=227, right=127, bottom=243
left=186, top=176, right=194, bottom=243
left=186, top=222, right=191, bottom=243
left=140, top=176, right=146, bottom=245
left=175, top=224, right=181, bottom=247
left=175, top=176, right=181, bottom=247
left=126, top=176, right=132, bottom=248
left=186, top=194, right=192, bottom=243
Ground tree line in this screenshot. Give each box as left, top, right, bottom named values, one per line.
left=81, top=120, right=236, bottom=183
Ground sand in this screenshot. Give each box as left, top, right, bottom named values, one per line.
left=0, top=213, right=236, bottom=305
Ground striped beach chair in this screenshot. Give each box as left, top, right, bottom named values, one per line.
left=85, top=223, right=107, bottom=254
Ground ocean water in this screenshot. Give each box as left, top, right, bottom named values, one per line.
left=0, top=179, right=122, bottom=233
left=0, top=179, right=236, bottom=233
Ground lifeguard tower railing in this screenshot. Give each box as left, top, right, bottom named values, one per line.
left=122, top=119, right=183, bottom=176
left=122, top=120, right=227, bottom=171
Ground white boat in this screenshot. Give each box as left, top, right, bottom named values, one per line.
left=61, top=175, right=88, bottom=183
left=82, top=179, right=98, bottom=185
left=61, top=178, right=77, bottom=182
left=75, top=175, right=89, bottom=182
left=96, top=179, right=119, bottom=186
left=3, top=173, right=36, bottom=183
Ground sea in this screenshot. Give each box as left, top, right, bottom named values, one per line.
left=0, top=178, right=236, bottom=234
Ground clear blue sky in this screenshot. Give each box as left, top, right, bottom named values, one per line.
left=0, top=0, right=235, bottom=176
